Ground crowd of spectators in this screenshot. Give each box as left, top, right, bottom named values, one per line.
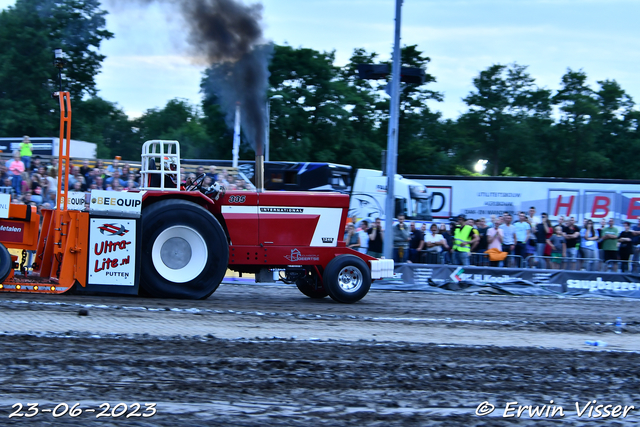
left=348, top=207, right=640, bottom=272
left=0, top=153, right=252, bottom=209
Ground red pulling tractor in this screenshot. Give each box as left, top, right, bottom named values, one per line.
left=0, top=92, right=393, bottom=303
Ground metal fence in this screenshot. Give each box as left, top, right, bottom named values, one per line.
left=604, top=259, right=640, bottom=273
left=525, top=256, right=601, bottom=271
left=407, top=250, right=525, bottom=268
left=468, top=253, right=525, bottom=268
left=412, top=250, right=446, bottom=264
left=401, top=250, right=640, bottom=274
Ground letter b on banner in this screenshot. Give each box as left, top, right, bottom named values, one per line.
left=585, top=191, right=615, bottom=220
left=622, top=193, right=640, bottom=221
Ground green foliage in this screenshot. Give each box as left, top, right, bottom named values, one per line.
left=265, top=45, right=351, bottom=164
left=594, top=79, right=638, bottom=178
left=133, top=99, right=211, bottom=160
left=72, top=96, right=136, bottom=159
left=459, top=63, right=553, bottom=176
left=500, top=167, right=517, bottom=177
left=550, top=69, right=602, bottom=177
left=453, top=165, right=476, bottom=176
left=0, top=0, right=112, bottom=137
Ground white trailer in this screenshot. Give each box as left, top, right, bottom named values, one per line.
left=0, top=137, right=97, bottom=159
left=405, top=175, right=640, bottom=225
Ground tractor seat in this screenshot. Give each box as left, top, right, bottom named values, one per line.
left=148, top=158, right=161, bottom=188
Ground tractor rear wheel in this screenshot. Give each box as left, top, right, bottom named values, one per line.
left=295, top=269, right=328, bottom=299
left=323, top=255, right=371, bottom=303
left=0, top=243, right=11, bottom=283
left=141, top=199, right=228, bottom=299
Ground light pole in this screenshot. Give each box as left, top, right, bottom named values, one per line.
left=265, top=94, right=283, bottom=162
left=53, top=48, right=65, bottom=92
left=383, top=0, right=403, bottom=261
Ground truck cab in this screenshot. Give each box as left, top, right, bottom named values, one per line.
left=349, top=169, right=433, bottom=223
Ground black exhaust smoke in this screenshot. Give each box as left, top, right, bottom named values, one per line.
left=113, top=0, right=272, bottom=157
left=202, top=42, right=272, bottom=157
left=185, top=0, right=272, bottom=159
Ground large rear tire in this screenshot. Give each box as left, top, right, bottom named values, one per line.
left=323, top=255, right=371, bottom=303
left=0, top=243, right=12, bottom=283
left=295, top=270, right=328, bottom=299
left=141, top=199, right=228, bottom=299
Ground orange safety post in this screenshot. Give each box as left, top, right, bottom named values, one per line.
left=42, top=91, right=89, bottom=287
left=56, top=91, right=72, bottom=211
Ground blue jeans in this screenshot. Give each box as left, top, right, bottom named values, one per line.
left=11, top=174, right=21, bottom=195
left=580, top=247, right=599, bottom=271
left=21, top=156, right=31, bottom=171
left=514, top=242, right=527, bottom=267
left=452, top=251, right=470, bottom=266
left=394, top=247, right=409, bottom=264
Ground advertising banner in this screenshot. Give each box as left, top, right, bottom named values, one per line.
left=0, top=193, right=10, bottom=218
left=557, top=272, right=640, bottom=297
left=88, top=218, right=136, bottom=286
left=59, top=191, right=87, bottom=211
left=0, top=220, right=25, bottom=243
left=413, top=177, right=640, bottom=224
left=89, top=190, right=143, bottom=217
left=382, top=264, right=640, bottom=298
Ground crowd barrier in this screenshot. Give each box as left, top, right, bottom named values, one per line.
left=524, top=256, right=639, bottom=273
left=403, top=248, right=640, bottom=274
left=375, top=263, right=640, bottom=298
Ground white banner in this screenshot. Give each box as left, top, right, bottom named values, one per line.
left=89, top=190, right=142, bottom=216
left=88, top=218, right=136, bottom=286
left=0, top=193, right=10, bottom=218
left=59, top=191, right=87, bottom=211
left=416, top=177, right=640, bottom=224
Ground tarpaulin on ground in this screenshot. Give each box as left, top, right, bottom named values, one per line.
left=372, top=264, right=640, bottom=298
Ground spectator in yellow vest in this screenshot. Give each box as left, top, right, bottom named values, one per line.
left=452, top=214, right=478, bottom=266
left=19, top=135, right=33, bottom=170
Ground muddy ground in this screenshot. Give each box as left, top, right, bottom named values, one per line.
left=1, top=284, right=640, bottom=426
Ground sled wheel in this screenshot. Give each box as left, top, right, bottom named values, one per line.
left=323, top=255, right=371, bottom=303
left=295, top=269, right=328, bottom=299
left=141, top=199, right=228, bottom=299
left=0, top=243, right=12, bottom=283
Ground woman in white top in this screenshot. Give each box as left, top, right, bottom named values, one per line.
left=486, top=218, right=504, bottom=266
left=580, top=220, right=599, bottom=271
left=358, top=220, right=370, bottom=254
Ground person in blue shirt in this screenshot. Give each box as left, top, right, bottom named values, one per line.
left=513, top=212, right=532, bottom=266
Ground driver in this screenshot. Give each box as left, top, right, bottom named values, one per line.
left=163, top=156, right=179, bottom=189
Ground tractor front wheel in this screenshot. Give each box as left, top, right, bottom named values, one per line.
left=323, top=255, right=371, bottom=303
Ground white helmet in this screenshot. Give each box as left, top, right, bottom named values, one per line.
left=163, top=156, right=177, bottom=171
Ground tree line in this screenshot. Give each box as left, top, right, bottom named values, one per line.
left=1, top=0, right=639, bottom=179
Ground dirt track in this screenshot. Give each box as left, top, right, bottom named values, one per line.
left=1, top=284, right=639, bottom=426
